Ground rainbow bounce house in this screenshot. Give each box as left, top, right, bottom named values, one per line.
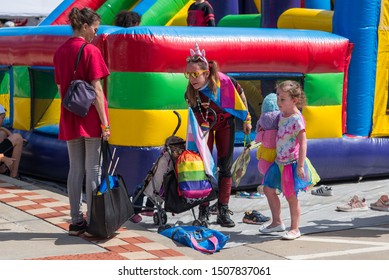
left=0, top=0, right=388, bottom=194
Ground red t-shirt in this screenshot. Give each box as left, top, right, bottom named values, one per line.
left=53, top=37, right=110, bottom=141
left=187, top=1, right=216, bottom=27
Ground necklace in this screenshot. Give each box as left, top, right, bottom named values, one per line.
left=196, top=92, right=211, bottom=131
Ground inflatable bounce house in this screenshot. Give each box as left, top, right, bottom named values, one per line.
left=0, top=0, right=388, bottom=194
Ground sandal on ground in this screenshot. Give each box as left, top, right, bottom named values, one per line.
left=242, top=210, right=270, bottom=225
left=370, top=195, right=389, bottom=212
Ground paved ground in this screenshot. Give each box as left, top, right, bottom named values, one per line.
left=0, top=174, right=389, bottom=260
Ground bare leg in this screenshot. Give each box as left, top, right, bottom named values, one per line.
left=263, top=186, right=282, bottom=227
left=7, top=133, right=23, bottom=178
left=285, top=194, right=300, bottom=233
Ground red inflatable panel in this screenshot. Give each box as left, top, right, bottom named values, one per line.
left=106, top=32, right=350, bottom=73
left=0, top=35, right=69, bottom=66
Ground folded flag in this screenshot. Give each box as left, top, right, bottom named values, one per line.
left=186, top=107, right=217, bottom=180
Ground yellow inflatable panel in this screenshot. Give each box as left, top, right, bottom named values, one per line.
left=166, top=0, right=193, bottom=26
left=278, top=8, right=333, bottom=32
left=35, top=99, right=61, bottom=128
left=371, top=0, right=389, bottom=137
left=303, top=105, right=342, bottom=139
left=0, top=93, right=10, bottom=114
left=109, top=109, right=188, bottom=147
left=13, top=97, right=30, bottom=130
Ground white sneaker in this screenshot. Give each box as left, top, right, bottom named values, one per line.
left=311, top=186, right=333, bottom=196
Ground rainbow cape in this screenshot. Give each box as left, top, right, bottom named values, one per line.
left=199, top=72, right=249, bottom=121
left=186, top=107, right=217, bottom=180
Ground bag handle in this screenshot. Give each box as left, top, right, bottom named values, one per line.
left=72, top=43, right=87, bottom=82
left=171, top=228, right=219, bottom=254
left=189, top=234, right=218, bottom=253
left=100, top=139, right=112, bottom=195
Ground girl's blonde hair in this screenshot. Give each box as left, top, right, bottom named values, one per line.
left=185, top=59, right=220, bottom=107
left=276, top=80, right=306, bottom=110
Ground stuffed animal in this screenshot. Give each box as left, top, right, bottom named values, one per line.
left=255, top=93, right=280, bottom=181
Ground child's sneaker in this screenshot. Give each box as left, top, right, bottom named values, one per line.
left=336, top=195, right=368, bottom=212
left=311, top=185, right=333, bottom=196
left=249, top=192, right=265, bottom=199
left=242, top=210, right=270, bottom=225
left=235, top=191, right=250, bottom=198
left=370, top=195, right=389, bottom=211
left=69, top=219, right=87, bottom=236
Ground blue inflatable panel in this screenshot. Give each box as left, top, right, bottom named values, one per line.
left=332, top=0, right=380, bottom=136
left=17, top=131, right=389, bottom=191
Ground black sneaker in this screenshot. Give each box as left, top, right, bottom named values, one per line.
left=68, top=220, right=87, bottom=236
left=209, top=201, right=218, bottom=215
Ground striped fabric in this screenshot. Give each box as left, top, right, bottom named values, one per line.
left=176, top=150, right=212, bottom=202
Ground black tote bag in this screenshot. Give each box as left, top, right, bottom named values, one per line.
left=88, top=140, right=134, bottom=238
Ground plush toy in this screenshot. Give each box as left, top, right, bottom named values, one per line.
left=255, top=93, right=280, bottom=182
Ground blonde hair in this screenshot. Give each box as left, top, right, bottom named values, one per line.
left=276, top=80, right=306, bottom=110
left=185, top=60, right=219, bottom=107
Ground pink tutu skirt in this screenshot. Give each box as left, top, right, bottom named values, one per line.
left=263, top=158, right=320, bottom=198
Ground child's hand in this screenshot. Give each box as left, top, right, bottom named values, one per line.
left=297, top=166, right=305, bottom=179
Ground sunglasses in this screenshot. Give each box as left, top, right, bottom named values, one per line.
left=184, top=70, right=208, bottom=79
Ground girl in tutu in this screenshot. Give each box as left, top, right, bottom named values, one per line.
left=259, top=80, right=320, bottom=240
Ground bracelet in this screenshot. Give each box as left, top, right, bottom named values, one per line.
left=101, top=124, right=110, bottom=131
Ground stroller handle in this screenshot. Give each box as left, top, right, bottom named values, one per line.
left=172, top=110, right=181, bottom=137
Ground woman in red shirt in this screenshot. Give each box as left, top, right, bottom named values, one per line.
left=53, top=7, right=110, bottom=236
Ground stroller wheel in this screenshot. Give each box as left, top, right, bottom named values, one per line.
left=192, top=220, right=202, bottom=226
left=153, top=212, right=159, bottom=225
left=153, top=211, right=168, bottom=225
left=157, top=224, right=171, bottom=233
left=161, top=211, right=168, bottom=225
left=201, top=220, right=209, bottom=228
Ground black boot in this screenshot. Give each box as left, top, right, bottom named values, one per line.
left=217, top=204, right=235, bottom=227
left=198, top=205, right=210, bottom=225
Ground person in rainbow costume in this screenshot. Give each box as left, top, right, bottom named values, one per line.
left=184, top=43, right=251, bottom=227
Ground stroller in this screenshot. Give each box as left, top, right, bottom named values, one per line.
left=131, top=110, right=217, bottom=232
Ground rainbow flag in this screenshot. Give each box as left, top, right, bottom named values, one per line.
left=186, top=108, right=217, bottom=180
left=199, top=72, right=249, bottom=121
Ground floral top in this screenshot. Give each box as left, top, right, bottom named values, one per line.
left=275, top=112, right=305, bottom=165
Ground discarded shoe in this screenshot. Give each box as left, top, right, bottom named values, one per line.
left=311, top=185, right=333, bottom=196
left=336, top=195, right=368, bottom=212
left=242, top=210, right=270, bottom=225
left=130, top=214, right=142, bottom=223
left=235, top=191, right=250, bottom=198
left=259, top=223, right=286, bottom=233
left=370, top=195, right=389, bottom=212
left=249, top=192, right=265, bottom=199
left=282, top=230, right=301, bottom=240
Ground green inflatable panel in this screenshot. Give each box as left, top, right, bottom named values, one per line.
left=13, top=66, right=30, bottom=98
left=30, top=69, right=59, bottom=99
left=218, top=14, right=262, bottom=28
left=141, top=0, right=189, bottom=26
left=108, top=72, right=188, bottom=110
left=304, top=73, right=344, bottom=106
left=0, top=71, right=9, bottom=94
left=98, top=0, right=138, bottom=25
